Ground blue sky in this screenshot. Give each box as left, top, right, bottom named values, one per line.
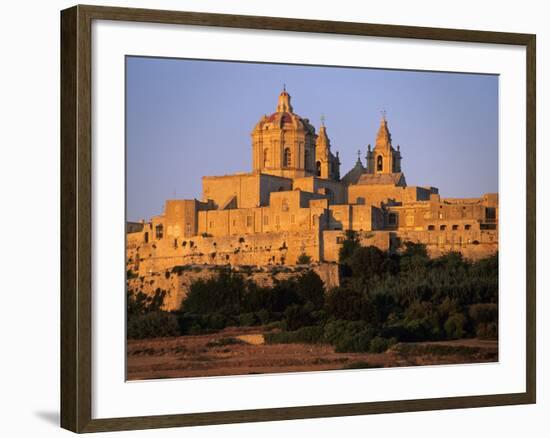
left=126, top=57, right=498, bottom=221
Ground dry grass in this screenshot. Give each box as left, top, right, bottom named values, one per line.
left=127, top=326, right=498, bottom=380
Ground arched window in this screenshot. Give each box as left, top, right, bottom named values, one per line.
left=377, top=155, right=383, bottom=172
left=316, top=161, right=321, bottom=176
left=263, top=148, right=269, bottom=167
left=283, top=148, right=291, bottom=168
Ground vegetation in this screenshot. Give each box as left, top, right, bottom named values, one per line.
left=127, top=289, right=179, bottom=339
left=128, top=235, right=498, bottom=352
left=296, top=253, right=312, bottom=265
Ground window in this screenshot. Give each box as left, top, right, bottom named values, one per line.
left=465, top=224, right=471, bottom=230
left=232, top=219, right=236, bottom=226
left=282, top=200, right=289, bottom=212
left=377, top=155, right=383, bottom=172
left=388, top=213, right=397, bottom=226
left=173, top=239, right=178, bottom=248
left=283, top=147, right=292, bottom=168
left=316, top=161, right=321, bottom=176
left=428, top=225, right=435, bottom=231
left=246, top=216, right=252, bottom=227
left=452, top=225, right=459, bottom=231
left=155, top=224, right=163, bottom=239
left=439, top=212, right=444, bottom=219
left=144, top=232, right=149, bottom=243
left=209, top=221, right=213, bottom=228
left=440, top=225, right=447, bottom=231
left=263, top=216, right=269, bottom=226
left=263, top=148, right=269, bottom=167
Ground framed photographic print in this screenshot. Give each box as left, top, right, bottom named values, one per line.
left=60, top=4, right=536, bottom=433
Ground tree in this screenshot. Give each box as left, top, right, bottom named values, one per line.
left=181, top=269, right=244, bottom=315
left=295, top=270, right=325, bottom=309
left=338, top=230, right=360, bottom=264
left=348, top=245, right=387, bottom=282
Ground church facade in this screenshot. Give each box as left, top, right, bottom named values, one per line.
left=127, top=90, right=498, bottom=277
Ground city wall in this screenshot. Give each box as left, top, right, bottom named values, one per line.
left=127, top=263, right=340, bottom=311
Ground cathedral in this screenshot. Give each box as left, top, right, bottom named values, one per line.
left=127, top=89, right=498, bottom=279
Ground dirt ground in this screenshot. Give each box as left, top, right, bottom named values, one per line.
left=127, top=326, right=498, bottom=380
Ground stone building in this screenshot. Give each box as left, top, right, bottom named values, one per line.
left=127, top=89, right=498, bottom=277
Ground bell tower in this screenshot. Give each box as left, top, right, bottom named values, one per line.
left=315, top=117, right=340, bottom=181
left=366, top=113, right=402, bottom=174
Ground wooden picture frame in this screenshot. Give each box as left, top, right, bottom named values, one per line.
left=60, top=4, right=536, bottom=433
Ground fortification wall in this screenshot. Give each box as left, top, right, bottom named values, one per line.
left=128, top=230, right=322, bottom=276
left=322, top=230, right=391, bottom=262
left=395, top=229, right=498, bottom=260
left=127, top=263, right=340, bottom=311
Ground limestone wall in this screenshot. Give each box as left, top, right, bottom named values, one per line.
left=127, top=263, right=340, bottom=312
left=395, top=229, right=498, bottom=260
left=202, top=173, right=263, bottom=209
left=348, top=184, right=430, bottom=206
left=321, top=230, right=391, bottom=262
left=129, top=229, right=322, bottom=277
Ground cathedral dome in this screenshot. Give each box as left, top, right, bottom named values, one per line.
left=251, top=89, right=318, bottom=178
left=255, top=89, right=315, bottom=134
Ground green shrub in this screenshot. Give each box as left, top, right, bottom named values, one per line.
left=181, top=269, right=244, bottom=315
left=206, top=313, right=231, bottom=330
left=348, top=245, right=387, bottom=282
left=284, top=304, right=313, bottom=331
left=295, top=271, right=325, bottom=309
left=323, top=319, right=376, bottom=353
left=469, top=303, right=498, bottom=324
left=127, top=289, right=166, bottom=316
left=256, top=308, right=271, bottom=325
left=239, top=312, right=258, bottom=327
left=334, top=331, right=372, bottom=353
left=127, top=311, right=179, bottom=339
left=325, top=287, right=364, bottom=321
left=264, top=326, right=324, bottom=345
left=323, top=320, right=368, bottom=344
left=476, top=322, right=498, bottom=340
left=381, top=318, right=436, bottom=342
left=444, top=313, right=467, bottom=339
left=368, top=336, right=396, bottom=353
left=296, top=253, right=312, bottom=265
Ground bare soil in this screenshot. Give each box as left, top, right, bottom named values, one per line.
left=127, top=326, right=498, bottom=380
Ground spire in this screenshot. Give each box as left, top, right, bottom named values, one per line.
left=316, top=123, right=330, bottom=152
left=276, top=88, right=293, bottom=113
left=374, top=112, right=392, bottom=150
